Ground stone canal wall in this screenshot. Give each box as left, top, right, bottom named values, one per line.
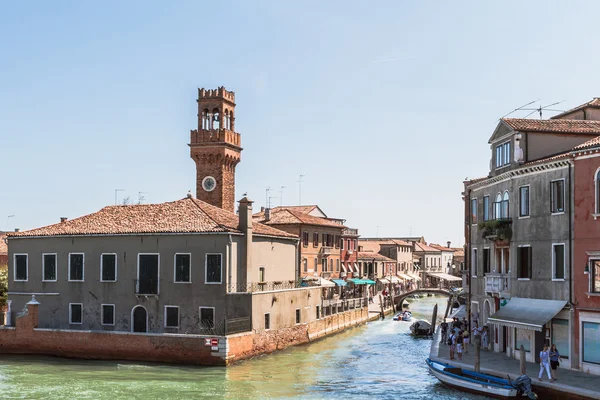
left=226, top=306, right=369, bottom=363
left=0, top=302, right=369, bottom=366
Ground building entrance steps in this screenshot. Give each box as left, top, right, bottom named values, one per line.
left=429, top=326, right=600, bottom=400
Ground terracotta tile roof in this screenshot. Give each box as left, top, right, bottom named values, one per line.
left=253, top=208, right=344, bottom=229
left=428, top=243, right=456, bottom=252
left=357, top=252, right=395, bottom=262
left=7, top=197, right=297, bottom=239
left=551, top=98, right=600, bottom=120
left=273, top=205, right=320, bottom=214
left=413, top=242, right=441, bottom=253
left=522, top=151, right=572, bottom=167
left=572, top=136, right=600, bottom=152
left=0, top=234, right=7, bottom=254
left=501, top=118, right=600, bottom=134
left=359, top=239, right=411, bottom=253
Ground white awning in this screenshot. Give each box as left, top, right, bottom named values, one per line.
left=409, top=273, right=422, bottom=281
left=427, top=272, right=462, bottom=282
left=317, top=277, right=335, bottom=287
left=353, top=263, right=359, bottom=273
left=398, top=273, right=412, bottom=280
left=342, top=263, right=348, bottom=272
left=391, top=276, right=403, bottom=283
left=487, top=297, right=567, bottom=332
left=378, top=278, right=390, bottom=284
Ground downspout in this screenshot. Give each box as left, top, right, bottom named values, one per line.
left=228, top=234, right=233, bottom=292
left=568, top=161, right=573, bottom=308
left=466, top=187, right=472, bottom=327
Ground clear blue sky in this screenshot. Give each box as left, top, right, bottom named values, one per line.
left=1, top=1, right=599, bottom=247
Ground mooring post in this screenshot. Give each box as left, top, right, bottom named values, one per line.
left=379, top=294, right=385, bottom=319
left=431, top=304, right=438, bottom=337
left=474, top=338, right=481, bottom=372
left=444, top=295, right=452, bottom=319
left=519, top=345, right=526, bottom=374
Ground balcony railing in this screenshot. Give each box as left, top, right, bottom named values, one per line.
left=342, top=228, right=359, bottom=236
left=321, top=246, right=333, bottom=255
left=478, top=219, right=513, bottom=242
left=228, top=280, right=307, bottom=293
left=135, top=279, right=158, bottom=295
left=484, top=273, right=510, bottom=294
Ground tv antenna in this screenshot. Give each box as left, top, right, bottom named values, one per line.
left=138, top=192, right=148, bottom=204
left=502, top=99, right=565, bottom=119
left=268, top=196, right=277, bottom=209
left=279, top=185, right=286, bottom=206
left=265, top=187, right=271, bottom=209
left=297, top=174, right=305, bottom=205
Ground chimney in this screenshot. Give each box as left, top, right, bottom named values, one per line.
left=14, top=228, right=19, bottom=232
left=260, top=206, right=265, bottom=212
left=447, top=241, right=451, bottom=248
left=264, top=208, right=271, bottom=221
left=238, top=197, right=254, bottom=284
left=61, top=217, right=68, bottom=223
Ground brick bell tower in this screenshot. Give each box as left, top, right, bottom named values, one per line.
left=189, top=87, right=242, bottom=212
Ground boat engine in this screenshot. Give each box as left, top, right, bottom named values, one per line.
left=508, top=375, right=538, bottom=399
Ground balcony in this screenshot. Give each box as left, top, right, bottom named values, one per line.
left=342, top=228, right=359, bottom=236
left=484, top=273, right=510, bottom=295
left=478, top=219, right=512, bottom=242
left=134, top=279, right=158, bottom=296
left=321, top=246, right=334, bottom=256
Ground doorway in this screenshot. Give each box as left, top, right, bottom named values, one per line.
left=132, top=306, right=148, bottom=333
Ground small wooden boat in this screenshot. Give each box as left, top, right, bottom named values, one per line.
left=426, top=358, right=517, bottom=398
left=393, top=311, right=412, bottom=321
left=409, top=320, right=432, bottom=337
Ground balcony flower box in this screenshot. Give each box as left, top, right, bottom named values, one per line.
left=478, top=219, right=512, bottom=241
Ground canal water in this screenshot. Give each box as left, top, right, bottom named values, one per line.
left=0, top=295, right=486, bottom=399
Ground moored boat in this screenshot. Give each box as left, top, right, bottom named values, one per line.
left=426, top=358, right=537, bottom=398
left=409, top=320, right=432, bottom=337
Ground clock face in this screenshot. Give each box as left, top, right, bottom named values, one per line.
left=202, top=176, right=216, bottom=192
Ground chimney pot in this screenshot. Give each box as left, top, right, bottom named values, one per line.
left=14, top=228, right=19, bottom=232
left=447, top=241, right=451, bottom=248
left=265, top=208, right=271, bottom=221
left=61, top=217, right=68, bottom=223
left=260, top=206, right=265, bottom=212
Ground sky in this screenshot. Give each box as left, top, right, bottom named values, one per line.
left=1, top=1, right=600, bottom=247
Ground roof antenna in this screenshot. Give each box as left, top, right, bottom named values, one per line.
left=520, top=101, right=565, bottom=119
left=297, top=174, right=304, bottom=205
left=501, top=99, right=539, bottom=119
left=279, top=185, right=286, bottom=206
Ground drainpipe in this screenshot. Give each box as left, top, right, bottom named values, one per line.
left=228, top=234, right=233, bottom=292
left=568, top=161, right=573, bottom=308
left=466, top=187, right=472, bottom=327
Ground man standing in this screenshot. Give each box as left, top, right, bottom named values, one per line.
left=440, top=320, right=449, bottom=344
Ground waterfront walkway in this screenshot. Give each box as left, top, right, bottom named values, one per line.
left=429, top=329, right=600, bottom=400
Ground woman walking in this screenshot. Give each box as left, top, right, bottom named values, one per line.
left=538, top=344, right=552, bottom=382
left=481, top=326, right=489, bottom=351
left=549, top=344, right=562, bottom=381
left=456, top=332, right=464, bottom=360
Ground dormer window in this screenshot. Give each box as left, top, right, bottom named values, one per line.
left=495, top=141, right=511, bottom=168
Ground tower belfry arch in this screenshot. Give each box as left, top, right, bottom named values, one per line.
left=189, top=87, right=242, bottom=212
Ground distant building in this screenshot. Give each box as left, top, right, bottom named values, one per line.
left=358, top=239, right=415, bottom=284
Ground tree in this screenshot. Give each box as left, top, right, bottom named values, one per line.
left=0, top=265, right=7, bottom=308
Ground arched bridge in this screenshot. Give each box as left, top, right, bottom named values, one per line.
left=393, top=288, right=456, bottom=309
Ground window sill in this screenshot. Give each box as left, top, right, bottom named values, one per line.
left=14, top=280, right=28, bottom=282
left=585, top=292, right=600, bottom=297
left=101, top=280, right=117, bottom=283
left=592, top=214, right=600, bottom=220
left=551, top=212, right=565, bottom=216
left=42, top=280, right=57, bottom=283
left=165, top=326, right=179, bottom=329
left=204, top=282, right=222, bottom=285
left=68, top=280, right=85, bottom=282
left=517, top=278, right=531, bottom=281
left=552, top=279, right=566, bottom=282
left=174, top=281, right=192, bottom=284
left=101, top=323, right=115, bottom=327
left=518, top=215, right=530, bottom=219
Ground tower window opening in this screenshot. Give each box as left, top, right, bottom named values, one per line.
left=213, top=108, right=220, bottom=130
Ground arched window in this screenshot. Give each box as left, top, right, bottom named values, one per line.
left=314, top=258, right=318, bottom=273
left=596, top=169, right=600, bottom=214
left=303, top=258, right=307, bottom=273
left=502, top=191, right=510, bottom=218
left=329, top=258, right=333, bottom=272
left=494, top=193, right=502, bottom=219
left=212, top=108, right=220, bottom=129
left=202, top=108, right=209, bottom=129
left=336, top=259, right=340, bottom=272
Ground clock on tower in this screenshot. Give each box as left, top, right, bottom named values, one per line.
left=189, top=87, right=242, bottom=212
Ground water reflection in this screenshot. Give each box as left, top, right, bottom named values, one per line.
left=0, top=296, right=487, bottom=399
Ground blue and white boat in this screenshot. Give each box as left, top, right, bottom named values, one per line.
left=426, top=358, right=518, bottom=398
left=393, top=311, right=412, bottom=321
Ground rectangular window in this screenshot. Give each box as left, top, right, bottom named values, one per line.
left=264, top=313, right=271, bottom=330
left=101, top=253, right=117, bottom=282
left=69, top=303, right=83, bottom=324
left=302, top=232, right=309, bottom=247
left=14, top=254, right=28, bottom=281
left=174, top=253, right=191, bottom=283
left=322, top=259, right=327, bottom=272
left=583, top=321, right=600, bottom=364
left=471, top=198, right=477, bottom=224
left=340, top=237, right=344, bottom=250
left=138, top=254, right=159, bottom=294
left=551, top=180, right=565, bottom=214
left=205, top=254, right=222, bottom=284
left=101, top=304, right=115, bottom=326
left=519, top=186, right=530, bottom=217
left=303, top=259, right=308, bottom=273
left=483, top=196, right=490, bottom=221
left=336, top=259, right=340, bottom=272
left=259, top=266, right=265, bottom=283
left=515, top=328, right=531, bottom=352
left=483, top=248, right=490, bottom=274
left=164, top=306, right=179, bottom=328
left=503, top=142, right=511, bottom=165
left=471, top=248, right=478, bottom=277
left=552, top=244, right=565, bottom=280
left=316, top=306, right=320, bottom=320
left=517, top=246, right=532, bottom=279
left=314, top=258, right=318, bottom=273
left=593, top=260, right=600, bottom=293
left=295, top=309, right=301, bottom=324
left=334, top=235, right=339, bottom=248
left=313, top=233, right=319, bottom=247
left=68, top=253, right=84, bottom=281
left=496, top=145, right=503, bottom=168
left=551, top=319, right=569, bottom=358
left=42, top=253, right=57, bottom=281
left=199, top=307, right=215, bottom=329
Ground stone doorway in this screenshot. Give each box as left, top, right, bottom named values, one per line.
left=132, top=306, right=148, bottom=333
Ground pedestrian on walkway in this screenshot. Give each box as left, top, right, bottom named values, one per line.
left=456, top=332, right=464, bottom=360
left=538, top=344, right=552, bottom=382
left=462, top=328, right=470, bottom=354
left=448, top=332, right=456, bottom=360
left=481, top=326, right=489, bottom=351
left=549, top=344, right=562, bottom=381
left=440, top=321, right=449, bottom=345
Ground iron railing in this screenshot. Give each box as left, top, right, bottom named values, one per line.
left=194, top=317, right=252, bottom=336
left=134, top=279, right=158, bottom=295
left=225, top=317, right=252, bottom=335
left=228, top=280, right=312, bottom=293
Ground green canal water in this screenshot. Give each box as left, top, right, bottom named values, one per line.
left=0, top=296, right=487, bottom=399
